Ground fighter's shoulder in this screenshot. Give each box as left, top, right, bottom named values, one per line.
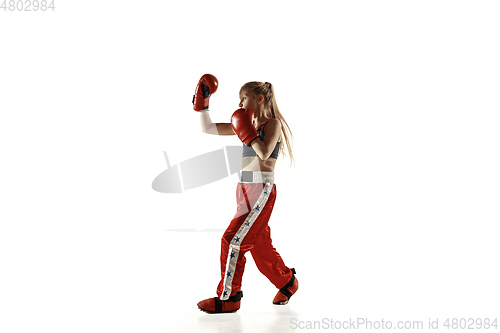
left=264, top=118, right=281, bottom=130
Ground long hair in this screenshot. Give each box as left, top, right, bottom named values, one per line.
left=240, top=81, right=295, bottom=166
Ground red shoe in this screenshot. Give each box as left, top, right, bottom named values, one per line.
left=273, top=268, right=298, bottom=305
left=197, top=291, right=243, bottom=314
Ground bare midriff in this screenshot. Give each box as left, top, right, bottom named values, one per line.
left=241, top=156, right=277, bottom=172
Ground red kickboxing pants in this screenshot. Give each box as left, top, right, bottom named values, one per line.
left=217, top=172, right=293, bottom=300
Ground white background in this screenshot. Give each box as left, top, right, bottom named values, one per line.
left=1, top=1, right=499, bottom=332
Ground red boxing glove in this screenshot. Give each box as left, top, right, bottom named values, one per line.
left=192, top=74, right=218, bottom=111
left=231, top=108, right=259, bottom=146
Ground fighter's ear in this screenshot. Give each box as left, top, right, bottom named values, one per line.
left=257, top=94, right=264, bottom=104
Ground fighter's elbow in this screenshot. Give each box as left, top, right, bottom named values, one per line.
left=201, top=124, right=217, bottom=135
left=251, top=141, right=270, bottom=160
left=259, top=149, right=271, bottom=160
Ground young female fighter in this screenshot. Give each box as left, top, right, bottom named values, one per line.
left=193, top=74, right=298, bottom=314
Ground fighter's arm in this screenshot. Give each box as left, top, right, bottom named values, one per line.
left=250, top=119, right=281, bottom=160
left=200, top=111, right=236, bottom=135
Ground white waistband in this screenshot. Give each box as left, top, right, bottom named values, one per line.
left=240, top=171, right=275, bottom=184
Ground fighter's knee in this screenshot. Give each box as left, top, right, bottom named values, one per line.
left=221, top=234, right=232, bottom=246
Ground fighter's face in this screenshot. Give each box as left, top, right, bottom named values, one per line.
left=239, top=90, right=256, bottom=110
